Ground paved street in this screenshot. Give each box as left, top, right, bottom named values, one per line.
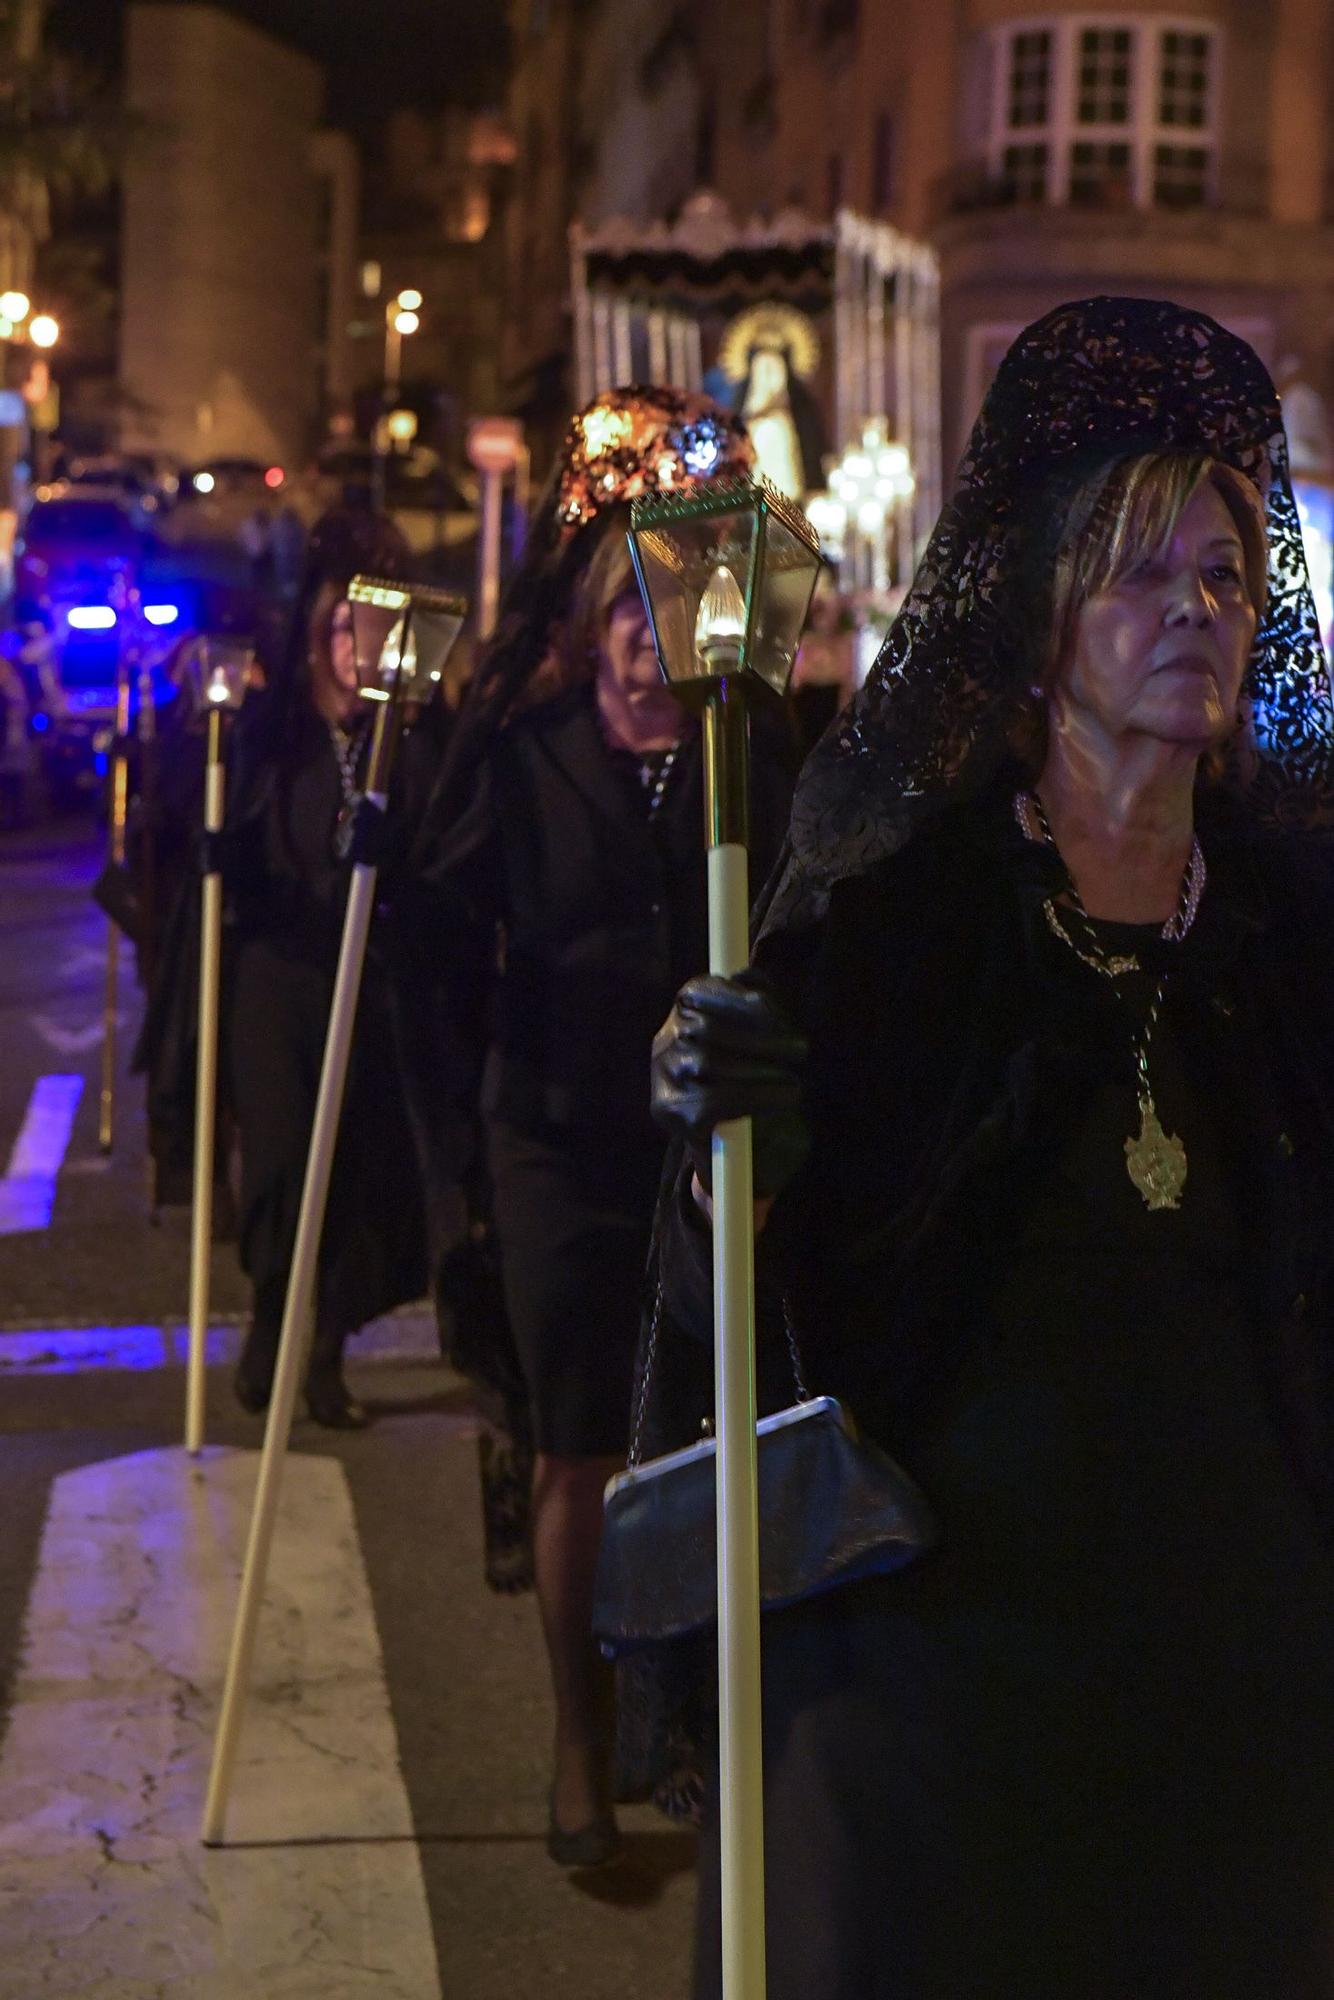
left=0, top=816, right=695, bottom=1998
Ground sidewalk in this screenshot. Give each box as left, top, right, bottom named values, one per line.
left=0, top=1338, right=697, bottom=1999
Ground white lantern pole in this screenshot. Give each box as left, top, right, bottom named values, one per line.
left=184, top=648, right=250, bottom=1455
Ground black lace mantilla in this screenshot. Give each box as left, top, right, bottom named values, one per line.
left=764, top=296, right=1334, bottom=940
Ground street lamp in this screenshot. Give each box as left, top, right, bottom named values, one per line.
left=374, top=288, right=422, bottom=509
left=28, top=313, right=58, bottom=349
left=0, top=291, right=29, bottom=324
left=626, top=476, right=822, bottom=2000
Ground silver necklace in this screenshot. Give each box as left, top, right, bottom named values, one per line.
left=327, top=719, right=362, bottom=806
left=328, top=719, right=366, bottom=859
left=638, top=742, right=681, bottom=822
left=1014, top=789, right=1198, bottom=1212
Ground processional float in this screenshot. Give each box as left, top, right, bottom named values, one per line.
left=627, top=479, right=823, bottom=2000
left=201, top=575, right=466, bottom=1845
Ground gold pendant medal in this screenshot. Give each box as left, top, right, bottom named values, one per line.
left=1124, top=1093, right=1187, bottom=1211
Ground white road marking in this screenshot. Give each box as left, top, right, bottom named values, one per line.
left=59, top=945, right=111, bottom=977
left=0, top=1447, right=443, bottom=1998
left=29, top=1012, right=123, bottom=1054
left=0, top=1309, right=440, bottom=1375
left=0, top=1073, right=84, bottom=1234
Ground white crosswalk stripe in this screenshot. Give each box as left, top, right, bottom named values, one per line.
left=0, top=1447, right=442, bottom=1998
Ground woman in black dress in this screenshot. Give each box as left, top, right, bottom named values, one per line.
left=650, top=299, right=1334, bottom=1996
left=226, top=510, right=427, bottom=1428
left=420, top=389, right=793, bottom=1864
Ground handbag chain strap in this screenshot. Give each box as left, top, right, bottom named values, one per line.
left=628, top=1277, right=810, bottom=1468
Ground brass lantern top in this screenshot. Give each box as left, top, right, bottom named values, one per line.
left=627, top=476, right=823, bottom=706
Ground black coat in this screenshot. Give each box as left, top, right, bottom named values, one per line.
left=658, top=782, right=1334, bottom=1532
left=220, top=696, right=428, bottom=1326
left=438, top=685, right=796, bottom=1141
left=656, top=783, right=1334, bottom=1997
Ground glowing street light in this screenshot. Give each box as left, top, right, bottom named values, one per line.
left=375, top=287, right=423, bottom=508
left=29, top=314, right=59, bottom=349
left=0, top=290, right=29, bottom=323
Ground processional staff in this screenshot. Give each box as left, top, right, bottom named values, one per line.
left=626, top=480, right=823, bottom=2000
left=201, top=575, right=466, bottom=1845
left=98, top=573, right=141, bottom=1153
left=184, top=639, right=257, bottom=1456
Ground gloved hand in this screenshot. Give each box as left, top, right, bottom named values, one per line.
left=650, top=969, right=810, bottom=1199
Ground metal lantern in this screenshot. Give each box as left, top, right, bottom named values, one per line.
left=627, top=477, right=823, bottom=708
left=200, top=637, right=255, bottom=713
left=347, top=576, right=466, bottom=699
left=628, top=476, right=823, bottom=2000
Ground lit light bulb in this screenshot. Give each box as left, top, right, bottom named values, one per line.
left=396, top=287, right=423, bottom=311
left=205, top=668, right=231, bottom=707
left=0, top=290, right=28, bottom=321
left=393, top=308, right=420, bottom=336
left=694, top=563, right=747, bottom=664
left=28, top=314, right=58, bottom=349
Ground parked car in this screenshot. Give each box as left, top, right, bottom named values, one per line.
left=12, top=485, right=261, bottom=806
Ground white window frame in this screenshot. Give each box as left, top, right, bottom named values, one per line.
left=987, top=14, right=1221, bottom=210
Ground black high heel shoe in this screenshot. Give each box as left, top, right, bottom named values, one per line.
left=303, top=1363, right=369, bottom=1430
left=546, top=1790, right=621, bottom=1870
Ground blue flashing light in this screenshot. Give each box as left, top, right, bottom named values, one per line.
left=31, top=711, right=49, bottom=732
left=93, top=750, right=108, bottom=776
left=143, top=603, right=180, bottom=627
left=68, top=606, right=117, bottom=631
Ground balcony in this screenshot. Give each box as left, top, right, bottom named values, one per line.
left=928, top=155, right=1271, bottom=229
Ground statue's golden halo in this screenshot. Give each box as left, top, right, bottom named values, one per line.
left=718, top=304, right=822, bottom=383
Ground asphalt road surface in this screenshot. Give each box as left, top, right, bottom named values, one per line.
left=0, top=813, right=695, bottom=1998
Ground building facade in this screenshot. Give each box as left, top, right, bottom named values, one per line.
left=506, top=0, right=1334, bottom=497
left=118, top=2, right=356, bottom=468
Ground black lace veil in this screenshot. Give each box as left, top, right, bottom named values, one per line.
left=762, top=296, right=1334, bottom=940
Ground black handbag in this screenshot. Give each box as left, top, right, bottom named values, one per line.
left=593, top=1289, right=939, bottom=1658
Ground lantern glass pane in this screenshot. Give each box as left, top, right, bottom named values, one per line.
left=751, top=513, right=823, bottom=697
left=631, top=508, right=759, bottom=687
left=407, top=604, right=467, bottom=687
left=350, top=594, right=409, bottom=686
left=201, top=639, right=253, bottom=709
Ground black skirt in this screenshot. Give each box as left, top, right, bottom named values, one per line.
left=693, top=1039, right=1334, bottom=1997
left=485, top=1116, right=664, bottom=1457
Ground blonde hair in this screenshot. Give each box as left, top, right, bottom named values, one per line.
left=1012, top=452, right=1267, bottom=771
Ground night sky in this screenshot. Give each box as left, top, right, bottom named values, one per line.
left=46, top=0, right=510, bottom=130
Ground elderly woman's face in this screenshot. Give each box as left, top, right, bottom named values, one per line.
left=1057, top=482, right=1257, bottom=754
left=595, top=583, right=681, bottom=748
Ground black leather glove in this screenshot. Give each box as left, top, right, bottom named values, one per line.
left=650, top=969, right=810, bottom=1199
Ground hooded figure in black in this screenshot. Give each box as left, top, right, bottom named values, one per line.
left=649, top=299, right=1334, bottom=1997
left=224, top=509, right=428, bottom=1427
left=409, top=386, right=797, bottom=1868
